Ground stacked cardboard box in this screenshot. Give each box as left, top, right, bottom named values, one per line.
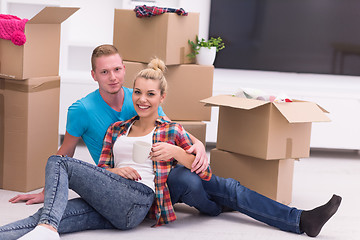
left=0, top=7, right=78, bottom=192
left=201, top=95, right=330, bottom=205
left=113, top=9, right=213, bottom=142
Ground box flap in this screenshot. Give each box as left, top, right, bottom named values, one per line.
left=292, top=99, right=330, bottom=113
left=28, top=7, right=79, bottom=24
left=201, top=95, right=269, bottom=110
left=273, top=101, right=331, bottom=123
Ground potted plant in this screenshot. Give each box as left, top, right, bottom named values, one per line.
left=188, top=35, right=225, bottom=65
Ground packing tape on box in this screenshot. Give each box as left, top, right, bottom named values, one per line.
left=0, top=78, right=60, bottom=93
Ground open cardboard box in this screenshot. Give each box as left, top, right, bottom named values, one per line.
left=123, top=61, right=213, bottom=121
left=0, top=7, right=79, bottom=80
left=202, top=95, right=330, bottom=160
left=0, top=76, right=60, bottom=192
left=113, top=9, right=199, bottom=65
left=210, top=148, right=295, bottom=205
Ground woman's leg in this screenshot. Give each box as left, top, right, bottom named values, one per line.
left=0, top=198, right=115, bottom=240
left=202, top=175, right=303, bottom=233
left=38, top=155, right=154, bottom=231
left=2, top=155, right=154, bottom=239
left=57, top=198, right=115, bottom=233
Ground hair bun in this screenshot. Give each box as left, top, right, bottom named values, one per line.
left=148, top=58, right=166, bottom=73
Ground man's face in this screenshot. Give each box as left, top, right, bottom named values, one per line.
left=91, top=54, right=125, bottom=95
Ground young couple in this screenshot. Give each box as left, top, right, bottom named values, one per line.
left=1, top=45, right=341, bottom=239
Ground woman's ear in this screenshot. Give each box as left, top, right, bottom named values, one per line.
left=160, top=93, right=166, bottom=104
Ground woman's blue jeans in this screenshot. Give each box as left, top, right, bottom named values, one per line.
left=167, top=165, right=302, bottom=234
left=0, top=155, right=155, bottom=240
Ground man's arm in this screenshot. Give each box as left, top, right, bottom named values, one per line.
left=186, top=133, right=209, bottom=174
left=161, top=115, right=208, bottom=173
left=57, top=131, right=81, bottom=157
left=9, top=132, right=80, bottom=204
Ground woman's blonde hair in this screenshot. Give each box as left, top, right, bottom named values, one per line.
left=134, top=58, right=167, bottom=95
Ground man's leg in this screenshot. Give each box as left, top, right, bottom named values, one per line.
left=202, top=174, right=303, bottom=233
left=167, top=165, right=222, bottom=216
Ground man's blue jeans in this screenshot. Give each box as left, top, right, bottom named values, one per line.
left=0, top=155, right=154, bottom=240
left=167, top=165, right=302, bottom=234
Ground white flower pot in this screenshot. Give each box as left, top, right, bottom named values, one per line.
left=196, top=47, right=217, bottom=65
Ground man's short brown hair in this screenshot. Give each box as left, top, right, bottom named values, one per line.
left=91, top=44, right=121, bottom=71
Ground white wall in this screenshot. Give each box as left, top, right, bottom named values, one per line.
left=2, top=0, right=359, bottom=150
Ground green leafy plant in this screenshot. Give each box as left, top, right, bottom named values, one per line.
left=187, top=35, right=225, bottom=59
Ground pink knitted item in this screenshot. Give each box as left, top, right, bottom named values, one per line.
left=0, top=14, right=28, bottom=46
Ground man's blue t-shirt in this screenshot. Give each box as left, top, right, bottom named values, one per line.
left=66, top=87, right=165, bottom=164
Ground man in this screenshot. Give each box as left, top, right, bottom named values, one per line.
left=9, top=44, right=217, bottom=214
left=10, top=45, right=341, bottom=237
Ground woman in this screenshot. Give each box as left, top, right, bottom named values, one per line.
left=97, top=58, right=212, bottom=227
left=0, top=58, right=211, bottom=239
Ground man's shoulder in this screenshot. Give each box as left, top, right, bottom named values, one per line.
left=78, top=89, right=100, bottom=103
left=70, top=89, right=99, bottom=107
left=67, top=89, right=100, bottom=115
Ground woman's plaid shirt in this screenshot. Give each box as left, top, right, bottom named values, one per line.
left=98, top=116, right=212, bottom=227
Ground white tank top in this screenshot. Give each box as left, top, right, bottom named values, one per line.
left=112, top=122, right=155, bottom=192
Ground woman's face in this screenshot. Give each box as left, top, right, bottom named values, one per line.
left=132, top=77, right=165, bottom=119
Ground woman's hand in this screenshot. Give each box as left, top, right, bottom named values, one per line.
left=151, top=142, right=179, bottom=161
left=108, top=167, right=142, bottom=181
left=151, top=142, right=195, bottom=169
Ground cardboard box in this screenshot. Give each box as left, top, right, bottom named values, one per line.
left=202, top=95, right=330, bottom=160
left=0, top=7, right=79, bottom=80
left=124, top=61, right=213, bottom=121
left=0, top=76, right=60, bottom=192
left=176, top=121, right=206, bottom=146
left=210, top=148, right=295, bottom=205
left=113, top=9, right=199, bottom=65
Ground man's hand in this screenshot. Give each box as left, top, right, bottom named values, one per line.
left=186, top=139, right=209, bottom=174
left=9, top=191, right=45, bottom=205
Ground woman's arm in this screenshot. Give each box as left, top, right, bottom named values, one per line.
left=98, top=124, right=116, bottom=169
left=107, top=167, right=142, bottom=181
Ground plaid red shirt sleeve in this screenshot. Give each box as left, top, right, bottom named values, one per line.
left=98, top=124, right=116, bottom=169
left=174, top=123, right=212, bottom=181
